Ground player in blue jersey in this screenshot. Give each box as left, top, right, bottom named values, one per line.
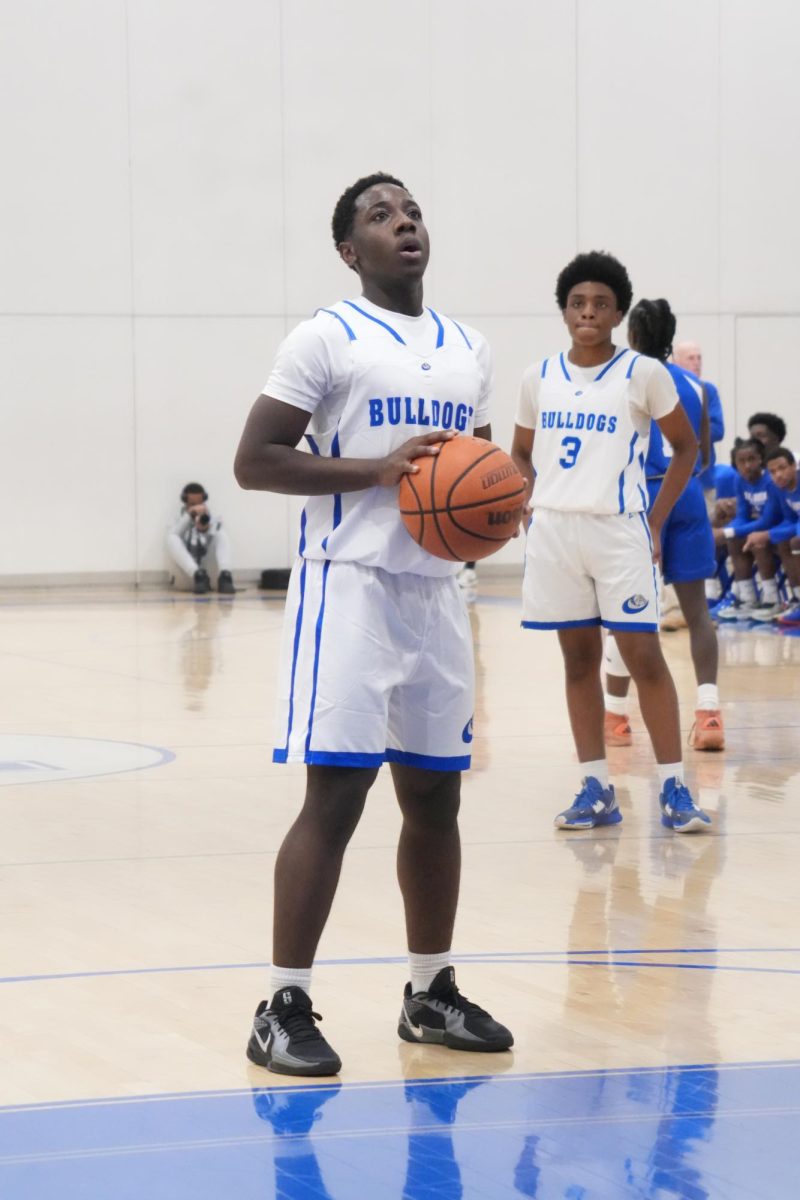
left=715, top=438, right=784, bottom=621
left=234, top=173, right=512, bottom=1076
left=743, top=447, right=800, bottom=625
left=603, top=299, right=723, bottom=752
left=511, top=252, right=711, bottom=834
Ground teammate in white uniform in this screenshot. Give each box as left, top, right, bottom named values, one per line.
left=511, top=252, right=711, bottom=834
left=234, top=173, right=512, bottom=1076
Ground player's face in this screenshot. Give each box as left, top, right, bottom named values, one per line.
left=562, top=282, right=623, bottom=347
left=339, top=184, right=430, bottom=284
left=767, top=455, right=797, bottom=491
left=735, top=447, right=764, bottom=482
left=748, top=423, right=781, bottom=452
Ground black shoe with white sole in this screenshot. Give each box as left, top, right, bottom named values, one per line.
left=246, top=987, right=342, bottom=1077
left=398, top=966, right=513, bottom=1052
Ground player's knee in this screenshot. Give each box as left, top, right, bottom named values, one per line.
left=397, top=774, right=461, bottom=831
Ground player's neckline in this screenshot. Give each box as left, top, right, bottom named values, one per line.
left=560, top=349, right=629, bottom=383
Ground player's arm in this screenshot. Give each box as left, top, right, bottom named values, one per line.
left=474, top=424, right=492, bottom=442
left=234, top=395, right=454, bottom=494
left=647, top=403, right=697, bottom=542
left=510, top=424, right=535, bottom=501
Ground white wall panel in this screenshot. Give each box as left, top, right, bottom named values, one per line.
left=281, top=0, right=433, bottom=316
left=577, top=0, right=719, bottom=313
left=430, top=1, right=578, bottom=316
left=0, top=0, right=131, bottom=313
left=127, top=0, right=283, bottom=315
left=720, top=2, right=800, bottom=312
left=1, top=318, right=135, bottom=573
left=734, top=319, right=800, bottom=450
left=133, top=317, right=293, bottom=574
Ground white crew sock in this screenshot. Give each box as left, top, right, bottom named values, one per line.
left=760, top=577, right=778, bottom=602
left=270, top=965, right=313, bottom=999
left=735, top=578, right=757, bottom=603
left=656, top=761, right=683, bottom=786
left=580, top=759, right=609, bottom=788
left=604, top=693, right=629, bottom=717
left=696, top=683, right=720, bottom=711
left=409, top=950, right=451, bottom=995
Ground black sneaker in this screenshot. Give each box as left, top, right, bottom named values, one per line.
left=246, top=987, right=342, bottom=1077
left=217, top=570, right=235, bottom=594
left=193, top=568, right=210, bottom=595
left=398, top=966, right=513, bottom=1052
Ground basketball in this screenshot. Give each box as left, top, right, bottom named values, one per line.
left=399, top=436, right=526, bottom=562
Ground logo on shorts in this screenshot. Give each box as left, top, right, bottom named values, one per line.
left=421, top=362, right=431, bottom=371
left=462, top=718, right=474, bottom=744
left=622, top=594, right=649, bottom=614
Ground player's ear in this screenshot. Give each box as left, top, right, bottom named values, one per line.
left=338, top=241, right=358, bottom=272
left=613, top=311, right=624, bottom=329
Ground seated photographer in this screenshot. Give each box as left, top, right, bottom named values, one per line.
left=167, top=482, right=236, bottom=595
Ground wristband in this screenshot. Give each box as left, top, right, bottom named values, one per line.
left=723, top=526, right=734, bottom=538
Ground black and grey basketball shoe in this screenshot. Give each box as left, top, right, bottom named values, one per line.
left=398, top=966, right=513, bottom=1052
left=192, top=568, right=210, bottom=595
left=217, top=570, right=235, bottom=595
left=246, top=987, right=342, bottom=1077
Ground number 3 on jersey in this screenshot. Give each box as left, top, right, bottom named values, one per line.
left=559, top=436, right=582, bottom=469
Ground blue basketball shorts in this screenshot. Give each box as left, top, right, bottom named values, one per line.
left=522, top=508, right=660, bottom=632
left=651, top=477, right=715, bottom=585
left=272, top=558, right=475, bottom=771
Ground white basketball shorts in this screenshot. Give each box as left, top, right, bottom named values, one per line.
left=522, top=508, right=660, bottom=632
left=273, top=558, right=475, bottom=770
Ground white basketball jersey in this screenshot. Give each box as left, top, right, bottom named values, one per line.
left=264, top=298, right=491, bottom=575
left=515, top=349, right=678, bottom=515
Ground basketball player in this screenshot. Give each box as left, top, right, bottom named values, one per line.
left=234, top=173, right=513, bottom=1076
left=603, top=299, right=724, bottom=753
left=511, top=252, right=711, bottom=833
left=744, top=447, right=800, bottom=625
left=715, top=438, right=783, bottom=621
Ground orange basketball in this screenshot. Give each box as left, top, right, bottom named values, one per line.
left=399, top=436, right=526, bottom=562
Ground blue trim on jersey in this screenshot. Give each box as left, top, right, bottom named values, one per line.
left=618, top=433, right=640, bottom=513
left=521, top=618, right=601, bottom=630
left=601, top=618, right=659, bottom=633
left=541, top=358, right=549, bottom=379
left=316, top=307, right=356, bottom=341
left=559, top=353, right=572, bottom=382
left=321, top=432, right=342, bottom=552
left=637, top=482, right=648, bottom=509
left=637, top=510, right=660, bottom=605
left=450, top=317, right=472, bottom=349
left=304, top=559, right=331, bottom=754
left=298, top=508, right=307, bottom=555
left=343, top=300, right=405, bottom=344
left=385, top=749, right=471, bottom=772
left=626, top=353, right=641, bottom=378
left=282, top=557, right=308, bottom=756
left=272, top=748, right=288, bottom=763
left=427, top=306, right=445, bottom=348
left=594, top=349, right=628, bottom=380
left=305, top=435, right=320, bottom=455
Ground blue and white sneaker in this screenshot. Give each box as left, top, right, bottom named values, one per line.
left=554, top=778, right=622, bottom=830
left=715, top=598, right=755, bottom=622
left=659, top=778, right=712, bottom=833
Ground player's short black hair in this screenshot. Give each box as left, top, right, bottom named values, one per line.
left=747, top=412, right=787, bottom=442
left=731, top=437, right=765, bottom=465
left=766, top=446, right=796, bottom=466
left=331, top=172, right=407, bottom=247
left=627, top=298, right=677, bottom=363
left=555, top=251, right=633, bottom=314
left=181, top=481, right=207, bottom=501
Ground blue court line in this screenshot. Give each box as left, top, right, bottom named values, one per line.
left=4, top=1058, right=799, bottom=1116
left=3, top=947, right=799, bottom=986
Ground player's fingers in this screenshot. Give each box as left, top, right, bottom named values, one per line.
left=406, top=440, right=446, bottom=461
left=416, top=429, right=457, bottom=447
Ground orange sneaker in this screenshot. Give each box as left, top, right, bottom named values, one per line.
left=604, top=710, right=632, bottom=747
left=688, top=709, right=725, bottom=752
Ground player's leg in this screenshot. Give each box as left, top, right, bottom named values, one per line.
left=210, top=527, right=236, bottom=594
left=717, top=536, right=757, bottom=619
left=391, top=762, right=513, bottom=1052
left=603, top=632, right=633, bottom=746
left=674, top=579, right=725, bottom=751
left=247, top=764, right=377, bottom=1077
left=751, top=544, right=781, bottom=618
left=777, top=538, right=800, bottom=625
left=553, top=625, right=621, bottom=830
left=613, top=629, right=711, bottom=832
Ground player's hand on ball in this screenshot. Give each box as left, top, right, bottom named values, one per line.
left=376, top=431, right=456, bottom=487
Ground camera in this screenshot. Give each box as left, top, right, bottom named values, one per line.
left=197, top=513, right=211, bottom=528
